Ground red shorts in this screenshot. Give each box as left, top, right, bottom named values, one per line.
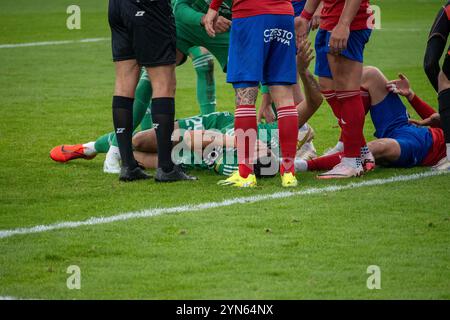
left=421, top=127, right=447, bottom=166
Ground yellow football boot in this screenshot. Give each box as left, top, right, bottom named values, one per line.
left=217, top=171, right=257, bottom=188
left=281, top=172, right=298, bottom=188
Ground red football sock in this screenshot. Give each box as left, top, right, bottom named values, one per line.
left=409, top=94, right=437, bottom=120
left=322, top=90, right=341, bottom=119
left=322, top=90, right=343, bottom=142
left=360, top=87, right=371, bottom=114
left=277, top=105, right=299, bottom=175
left=307, top=152, right=343, bottom=171
left=235, top=105, right=257, bottom=178
left=336, top=90, right=367, bottom=158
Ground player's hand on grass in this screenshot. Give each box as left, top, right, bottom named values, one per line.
left=203, top=8, right=219, bottom=37
left=214, top=16, right=231, bottom=34
left=329, top=23, right=350, bottom=55
left=297, top=38, right=314, bottom=72
left=386, top=73, right=414, bottom=100
left=409, top=113, right=441, bottom=128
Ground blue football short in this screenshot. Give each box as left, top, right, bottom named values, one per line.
left=314, top=28, right=371, bottom=78
left=227, top=14, right=297, bottom=88
left=292, top=0, right=306, bottom=17
left=370, top=93, right=433, bottom=167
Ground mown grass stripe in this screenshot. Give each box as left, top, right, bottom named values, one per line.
left=0, top=171, right=447, bottom=240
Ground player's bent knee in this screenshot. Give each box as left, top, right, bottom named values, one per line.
left=151, top=77, right=176, bottom=98
left=438, top=71, right=450, bottom=92
left=132, top=131, right=146, bottom=151
left=368, top=139, right=401, bottom=164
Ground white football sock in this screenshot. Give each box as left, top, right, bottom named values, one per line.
left=342, top=157, right=362, bottom=169
left=335, top=141, right=344, bottom=152
left=82, top=142, right=97, bottom=156
left=105, top=145, right=121, bottom=163
left=446, top=143, right=450, bottom=161
left=294, top=159, right=308, bottom=172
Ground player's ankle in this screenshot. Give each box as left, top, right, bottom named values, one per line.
left=280, top=159, right=295, bottom=175
left=238, top=164, right=253, bottom=178
left=82, top=142, right=97, bottom=156
left=294, top=159, right=308, bottom=172
left=342, top=157, right=363, bottom=169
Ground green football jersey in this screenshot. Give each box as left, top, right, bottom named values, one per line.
left=176, top=112, right=237, bottom=175
left=187, top=0, right=232, bottom=20
left=176, top=113, right=282, bottom=175
left=257, top=122, right=280, bottom=155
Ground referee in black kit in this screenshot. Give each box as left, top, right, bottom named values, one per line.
left=108, top=0, right=197, bottom=182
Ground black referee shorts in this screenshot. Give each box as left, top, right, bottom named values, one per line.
left=108, top=0, right=176, bottom=67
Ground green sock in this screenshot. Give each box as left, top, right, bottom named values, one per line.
left=140, top=106, right=153, bottom=131
left=94, top=132, right=114, bottom=154
left=111, top=70, right=153, bottom=147
left=189, top=47, right=216, bottom=115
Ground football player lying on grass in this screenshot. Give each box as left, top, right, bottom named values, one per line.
left=50, top=112, right=317, bottom=177
left=50, top=39, right=323, bottom=177
left=295, top=68, right=447, bottom=178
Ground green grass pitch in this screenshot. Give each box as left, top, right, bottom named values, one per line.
left=0, top=0, right=449, bottom=299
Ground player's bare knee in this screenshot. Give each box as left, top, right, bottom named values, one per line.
left=362, top=66, right=382, bottom=84
left=438, top=71, right=450, bottom=92
left=152, top=78, right=176, bottom=97
left=318, top=77, right=334, bottom=92
left=132, top=131, right=146, bottom=151
left=114, top=61, right=140, bottom=96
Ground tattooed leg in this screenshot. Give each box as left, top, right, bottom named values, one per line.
left=235, top=87, right=259, bottom=106
left=234, top=86, right=259, bottom=178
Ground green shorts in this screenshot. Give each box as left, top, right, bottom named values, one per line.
left=176, top=21, right=230, bottom=71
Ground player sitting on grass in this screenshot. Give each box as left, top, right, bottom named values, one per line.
left=295, top=67, right=447, bottom=177
left=50, top=40, right=323, bottom=177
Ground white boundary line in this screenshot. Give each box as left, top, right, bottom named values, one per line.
left=0, top=37, right=109, bottom=49
left=0, top=29, right=426, bottom=49
left=0, top=171, right=447, bottom=240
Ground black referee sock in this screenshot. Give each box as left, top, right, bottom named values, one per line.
left=438, top=88, right=450, bottom=143
left=112, top=96, right=137, bottom=169
left=151, top=98, right=175, bottom=173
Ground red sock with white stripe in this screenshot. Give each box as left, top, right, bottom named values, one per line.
left=277, top=105, right=299, bottom=175
left=360, top=87, right=371, bottom=114
left=336, top=90, right=366, bottom=163
left=235, top=105, right=257, bottom=178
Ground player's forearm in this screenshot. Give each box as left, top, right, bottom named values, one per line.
left=299, top=70, right=323, bottom=115
left=199, top=131, right=235, bottom=149
left=339, top=0, right=363, bottom=26
left=303, top=0, right=322, bottom=15
left=408, top=93, right=438, bottom=120
left=174, top=1, right=205, bottom=26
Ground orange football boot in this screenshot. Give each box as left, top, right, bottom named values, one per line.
left=50, top=144, right=96, bottom=163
